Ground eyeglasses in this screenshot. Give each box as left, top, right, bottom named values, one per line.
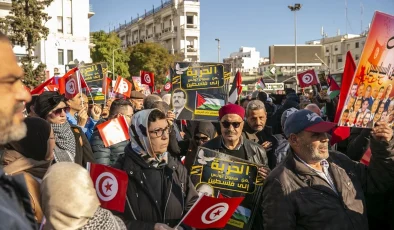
left=221, top=121, right=242, bottom=129
left=122, top=114, right=133, bottom=119
left=50, top=107, right=70, bottom=116
left=195, top=136, right=209, bottom=142
left=149, top=126, right=172, bottom=138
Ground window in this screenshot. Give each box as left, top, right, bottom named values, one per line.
left=334, top=45, right=338, bottom=51
left=355, top=42, right=359, bottom=48
left=67, top=50, right=73, bottom=64
left=187, top=15, right=193, bottom=24
left=58, top=49, right=64, bottom=65
left=66, top=17, right=72, bottom=34
left=326, top=48, right=329, bottom=52
left=337, top=56, right=343, bottom=63
left=57, top=16, right=63, bottom=33
left=355, top=54, right=359, bottom=60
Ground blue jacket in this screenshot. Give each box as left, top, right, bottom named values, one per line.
left=66, top=112, right=98, bottom=140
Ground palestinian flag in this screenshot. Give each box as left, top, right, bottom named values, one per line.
left=233, top=206, right=252, bottom=224
left=228, top=71, right=242, bottom=104
left=164, top=67, right=173, bottom=91
left=255, top=77, right=266, bottom=90
left=327, top=75, right=340, bottom=99
left=196, top=92, right=225, bottom=110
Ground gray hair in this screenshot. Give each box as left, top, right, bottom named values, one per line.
left=245, top=100, right=266, bottom=117
left=143, top=94, right=162, bottom=109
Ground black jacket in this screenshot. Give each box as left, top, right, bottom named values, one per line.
left=113, top=144, right=199, bottom=230
left=346, top=127, right=371, bottom=161
left=70, top=125, right=95, bottom=167
left=90, top=119, right=129, bottom=166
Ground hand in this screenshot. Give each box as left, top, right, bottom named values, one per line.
left=258, top=167, right=270, bottom=180
left=154, top=223, right=176, bottom=230
left=371, top=121, right=393, bottom=142
left=101, top=106, right=109, bottom=118
left=180, top=131, right=185, bottom=139
left=261, top=141, right=272, bottom=150
left=167, top=111, right=175, bottom=125
left=90, top=104, right=102, bottom=120
left=77, top=107, right=89, bottom=127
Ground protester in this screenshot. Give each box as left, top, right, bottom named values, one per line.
left=65, top=93, right=101, bottom=140
left=41, top=162, right=126, bottom=230
left=162, top=93, right=171, bottom=105
left=270, top=90, right=300, bottom=134
left=25, top=94, right=39, bottom=117
left=129, top=90, right=146, bottom=112
left=90, top=99, right=133, bottom=166
left=2, top=117, right=55, bottom=224
left=114, top=109, right=198, bottom=230
left=34, top=91, right=95, bottom=166
left=143, top=94, right=162, bottom=111
left=305, top=103, right=322, bottom=116
left=263, top=109, right=394, bottom=229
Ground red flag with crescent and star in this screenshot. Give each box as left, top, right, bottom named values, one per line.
left=140, top=70, right=155, bottom=88
left=113, top=76, right=132, bottom=98
left=178, top=195, right=244, bottom=229
left=87, top=163, right=128, bottom=212
left=58, top=67, right=88, bottom=99
left=297, top=69, right=319, bottom=88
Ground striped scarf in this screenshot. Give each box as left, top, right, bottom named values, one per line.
left=51, top=122, right=76, bottom=162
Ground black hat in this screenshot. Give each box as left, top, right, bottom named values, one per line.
left=35, top=91, right=65, bottom=119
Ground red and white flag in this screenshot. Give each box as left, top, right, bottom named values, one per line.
left=113, top=76, right=132, bottom=98
left=102, top=77, right=112, bottom=95
left=58, top=68, right=88, bottom=99
left=30, top=77, right=57, bottom=94
left=178, top=195, right=244, bottom=229
left=44, top=84, right=59, bottom=92
left=297, top=69, right=319, bottom=88
left=96, top=116, right=130, bottom=147
left=140, top=70, right=154, bottom=88
left=87, top=163, right=128, bottom=213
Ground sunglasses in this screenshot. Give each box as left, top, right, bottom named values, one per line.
left=221, top=121, right=242, bottom=129
left=51, top=107, right=70, bottom=116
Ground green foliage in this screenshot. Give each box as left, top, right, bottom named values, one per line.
left=128, top=42, right=183, bottom=85
left=91, top=31, right=130, bottom=78
left=0, top=0, right=53, bottom=87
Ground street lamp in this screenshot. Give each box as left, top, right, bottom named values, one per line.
left=288, top=3, right=302, bottom=90
left=112, top=48, right=121, bottom=79
left=215, top=38, right=220, bottom=63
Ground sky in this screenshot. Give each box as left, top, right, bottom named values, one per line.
left=90, top=0, right=394, bottom=62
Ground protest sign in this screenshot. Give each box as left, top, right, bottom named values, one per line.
left=190, top=147, right=265, bottom=230
left=339, top=12, right=394, bottom=128
left=79, top=62, right=108, bottom=103
left=171, top=62, right=231, bottom=121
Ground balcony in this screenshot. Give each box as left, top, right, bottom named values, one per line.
left=88, top=4, right=95, bottom=18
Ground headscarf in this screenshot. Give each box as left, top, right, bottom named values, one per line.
left=34, top=91, right=65, bottom=119
left=7, top=117, right=51, bottom=161
left=41, top=162, right=101, bottom=230
left=130, top=109, right=168, bottom=168
left=194, top=121, right=216, bottom=139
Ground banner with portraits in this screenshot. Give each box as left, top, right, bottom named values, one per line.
left=171, top=62, right=231, bottom=121
left=190, top=147, right=264, bottom=230
left=339, top=12, right=394, bottom=128
left=79, top=62, right=108, bottom=104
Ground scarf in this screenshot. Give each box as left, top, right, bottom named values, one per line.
left=51, top=122, right=76, bottom=163
left=2, top=150, right=51, bottom=179
left=130, top=109, right=168, bottom=168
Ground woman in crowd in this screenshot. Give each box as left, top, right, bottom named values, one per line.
left=34, top=91, right=95, bottom=166
left=114, top=109, right=198, bottom=230
left=2, top=117, right=55, bottom=225
left=41, top=162, right=126, bottom=230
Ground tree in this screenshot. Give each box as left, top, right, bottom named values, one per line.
left=128, top=42, right=183, bottom=85
left=91, top=31, right=130, bottom=78
left=0, top=0, right=53, bottom=87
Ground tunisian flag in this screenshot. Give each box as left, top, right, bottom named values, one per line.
left=140, top=70, right=154, bottom=87
left=96, top=116, right=130, bottom=147
left=87, top=163, right=128, bottom=212
left=297, top=69, right=319, bottom=88
left=178, top=196, right=244, bottom=229
left=113, top=76, right=132, bottom=98
left=58, top=68, right=88, bottom=99
left=30, top=77, right=57, bottom=94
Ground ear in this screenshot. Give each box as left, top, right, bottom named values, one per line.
left=65, top=100, right=71, bottom=106
left=288, top=134, right=299, bottom=146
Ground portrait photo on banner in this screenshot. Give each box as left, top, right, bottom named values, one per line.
left=339, top=11, right=394, bottom=129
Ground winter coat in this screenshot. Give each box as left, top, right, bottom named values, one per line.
left=113, top=144, right=199, bottom=230
left=90, top=119, right=129, bottom=166
left=263, top=137, right=394, bottom=230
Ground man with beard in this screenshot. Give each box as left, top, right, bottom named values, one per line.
left=172, top=88, right=193, bottom=120
left=382, top=84, right=392, bottom=110
left=263, top=109, right=394, bottom=230
left=0, top=32, right=37, bottom=229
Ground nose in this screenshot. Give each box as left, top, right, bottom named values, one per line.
left=16, top=82, right=31, bottom=104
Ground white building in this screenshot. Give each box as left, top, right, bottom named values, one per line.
left=223, top=47, right=261, bottom=74
left=115, top=0, right=200, bottom=62
left=0, top=0, right=94, bottom=77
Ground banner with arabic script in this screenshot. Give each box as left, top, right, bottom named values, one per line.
left=79, top=62, right=108, bottom=104
left=190, top=147, right=264, bottom=230
left=339, top=12, right=394, bottom=128
left=171, top=62, right=231, bottom=121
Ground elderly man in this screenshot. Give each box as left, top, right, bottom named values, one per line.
left=129, top=90, right=146, bottom=112
left=305, top=103, right=321, bottom=116
left=243, top=100, right=282, bottom=169
left=203, top=103, right=269, bottom=230
left=263, top=109, right=394, bottom=230
left=0, top=32, right=36, bottom=229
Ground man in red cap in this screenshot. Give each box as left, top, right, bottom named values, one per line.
left=202, top=103, right=269, bottom=230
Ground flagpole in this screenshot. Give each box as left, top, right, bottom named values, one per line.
left=174, top=196, right=203, bottom=229
left=76, top=69, right=83, bottom=108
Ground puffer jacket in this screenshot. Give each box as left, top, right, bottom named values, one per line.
left=90, top=119, right=129, bottom=166
left=263, top=137, right=394, bottom=230
left=113, top=144, right=199, bottom=230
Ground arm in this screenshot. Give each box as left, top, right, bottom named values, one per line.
left=346, top=128, right=371, bottom=161
left=89, top=130, right=111, bottom=165
left=263, top=178, right=296, bottom=230
left=84, top=117, right=98, bottom=141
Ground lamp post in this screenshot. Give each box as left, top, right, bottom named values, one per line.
left=112, top=48, right=121, bottom=79
left=288, top=3, right=302, bottom=91
left=215, top=38, right=220, bottom=63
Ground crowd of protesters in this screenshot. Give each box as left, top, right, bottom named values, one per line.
left=1, top=31, right=394, bottom=230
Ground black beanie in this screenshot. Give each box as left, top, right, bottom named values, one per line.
left=34, top=91, right=65, bottom=119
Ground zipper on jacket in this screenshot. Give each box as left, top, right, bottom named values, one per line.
left=163, top=176, right=173, bottom=222
left=180, top=182, right=185, bottom=216
left=126, top=196, right=137, bottom=220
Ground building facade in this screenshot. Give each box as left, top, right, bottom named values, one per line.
left=0, top=0, right=94, bottom=77
left=115, top=0, right=200, bottom=62
left=223, top=47, right=261, bottom=74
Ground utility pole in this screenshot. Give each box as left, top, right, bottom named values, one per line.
left=288, top=3, right=302, bottom=91
left=215, top=38, right=220, bottom=63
